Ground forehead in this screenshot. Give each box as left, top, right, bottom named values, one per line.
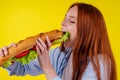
left=66, top=6, right=78, bottom=19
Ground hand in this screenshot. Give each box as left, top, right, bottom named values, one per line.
left=0, top=43, right=16, bottom=57
left=36, top=36, right=52, bottom=71
left=36, top=36, right=57, bottom=80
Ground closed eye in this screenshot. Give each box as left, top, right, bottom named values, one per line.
left=70, top=20, right=75, bottom=23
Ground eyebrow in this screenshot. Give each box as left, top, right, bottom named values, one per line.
left=65, top=14, right=77, bottom=19
left=69, top=16, right=76, bottom=19
left=69, top=16, right=77, bottom=19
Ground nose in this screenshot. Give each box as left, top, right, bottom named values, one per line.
left=62, top=19, right=66, bottom=27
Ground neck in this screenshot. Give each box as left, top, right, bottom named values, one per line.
left=64, top=40, right=74, bottom=49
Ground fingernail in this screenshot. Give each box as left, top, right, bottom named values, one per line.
left=5, top=52, right=8, bottom=55
left=36, top=39, right=38, bottom=42
left=46, top=35, right=48, bottom=38
left=13, top=44, right=17, bottom=47
left=38, top=38, right=40, bottom=41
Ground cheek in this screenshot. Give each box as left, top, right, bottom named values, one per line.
left=71, top=31, right=77, bottom=39
left=69, top=27, right=77, bottom=40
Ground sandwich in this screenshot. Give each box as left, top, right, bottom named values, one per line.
left=0, top=29, right=70, bottom=67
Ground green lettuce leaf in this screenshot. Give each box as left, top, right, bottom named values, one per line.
left=52, top=32, right=70, bottom=45
left=14, top=50, right=38, bottom=65
left=2, top=32, right=70, bottom=68
left=2, top=59, right=13, bottom=68
left=2, top=50, right=38, bottom=68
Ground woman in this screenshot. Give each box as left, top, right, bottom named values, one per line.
left=0, top=3, right=117, bottom=80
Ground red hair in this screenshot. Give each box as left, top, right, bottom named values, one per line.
left=63, top=3, right=117, bottom=80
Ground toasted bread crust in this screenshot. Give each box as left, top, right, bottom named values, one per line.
left=0, top=29, right=64, bottom=66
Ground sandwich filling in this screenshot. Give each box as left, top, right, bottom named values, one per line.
left=3, top=32, right=70, bottom=68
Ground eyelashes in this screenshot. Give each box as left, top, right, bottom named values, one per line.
left=70, top=20, right=75, bottom=23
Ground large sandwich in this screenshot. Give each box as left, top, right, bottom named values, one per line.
left=0, top=29, right=70, bottom=67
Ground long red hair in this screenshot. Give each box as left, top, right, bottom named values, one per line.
left=63, top=3, right=117, bottom=80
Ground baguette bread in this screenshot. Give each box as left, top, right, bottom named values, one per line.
left=0, top=29, right=64, bottom=66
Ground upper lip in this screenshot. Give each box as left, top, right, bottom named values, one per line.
left=61, top=30, right=66, bottom=32
left=61, top=28, right=66, bottom=32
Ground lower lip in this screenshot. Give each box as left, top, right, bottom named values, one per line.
left=61, top=29, right=67, bottom=32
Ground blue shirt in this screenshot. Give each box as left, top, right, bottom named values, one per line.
left=4, top=47, right=106, bottom=80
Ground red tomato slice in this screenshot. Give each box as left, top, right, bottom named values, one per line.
left=15, top=50, right=29, bottom=58
left=31, top=46, right=36, bottom=50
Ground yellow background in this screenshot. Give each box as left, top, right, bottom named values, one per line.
left=0, top=0, right=120, bottom=80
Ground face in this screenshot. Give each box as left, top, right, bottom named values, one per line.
left=61, top=6, right=78, bottom=42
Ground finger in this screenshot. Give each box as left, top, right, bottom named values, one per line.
left=2, top=46, right=8, bottom=55
left=8, top=42, right=17, bottom=48
left=38, top=38, right=47, bottom=49
left=36, top=45, right=42, bottom=56
left=0, top=49, right=4, bottom=57
left=36, top=39, right=44, bottom=53
left=46, top=36, right=51, bottom=49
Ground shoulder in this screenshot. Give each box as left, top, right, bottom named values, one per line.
left=82, top=54, right=107, bottom=80
left=81, top=60, right=97, bottom=80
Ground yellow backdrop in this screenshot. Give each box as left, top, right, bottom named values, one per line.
left=0, top=0, right=120, bottom=80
